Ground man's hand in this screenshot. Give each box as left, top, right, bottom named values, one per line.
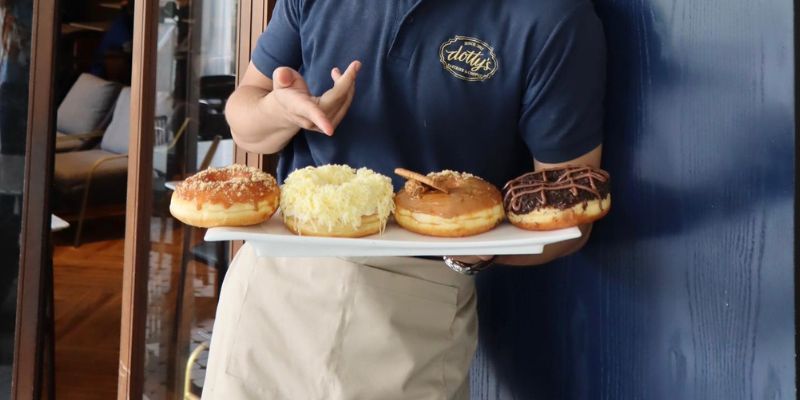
left=446, top=224, right=589, bottom=269
left=449, top=255, right=496, bottom=265
left=270, top=60, right=361, bottom=136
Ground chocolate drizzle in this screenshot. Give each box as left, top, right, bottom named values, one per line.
left=503, top=166, right=611, bottom=214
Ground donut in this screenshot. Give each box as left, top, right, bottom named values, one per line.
left=503, top=165, right=611, bottom=230
left=169, top=164, right=280, bottom=228
left=279, top=164, right=395, bottom=237
left=394, top=169, right=505, bottom=237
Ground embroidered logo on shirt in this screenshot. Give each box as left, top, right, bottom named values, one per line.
left=439, top=36, right=499, bottom=82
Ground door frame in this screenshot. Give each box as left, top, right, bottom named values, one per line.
left=12, top=0, right=59, bottom=398
left=794, top=0, right=799, bottom=390
left=231, top=0, right=277, bottom=255
left=116, top=0, right=158, bottom=398
left=234, top=0, right=277, bottom=173
left=117, top=0, right=277, bottom=398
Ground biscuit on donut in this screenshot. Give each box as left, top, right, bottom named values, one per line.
left=394, top=170, right=505, bottom=237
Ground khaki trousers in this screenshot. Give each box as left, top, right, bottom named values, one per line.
left=202, top=243, right=477, bottom=400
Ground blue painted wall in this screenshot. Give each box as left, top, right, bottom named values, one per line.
left=471, top=0, right=795, bottom=399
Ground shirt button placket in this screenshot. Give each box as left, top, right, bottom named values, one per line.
left=388, top=0, right=423, bottom=62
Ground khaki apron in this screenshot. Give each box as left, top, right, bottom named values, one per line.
left=202, top=243, right=477, bottom=400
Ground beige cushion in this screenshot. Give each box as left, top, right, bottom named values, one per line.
left=57, top=73, right=120, bottom=135
left=54, top=149, right=128, bottom=196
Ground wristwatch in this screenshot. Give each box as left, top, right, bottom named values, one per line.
left=442, top=255, right=498, bottom=275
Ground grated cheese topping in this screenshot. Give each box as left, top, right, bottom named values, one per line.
left=429, top=170, right=475, bottom=180
left=280, top=164, right=395, bottom=231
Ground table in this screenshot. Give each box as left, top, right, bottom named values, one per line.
left=98, top=2, right=125, bottom=10
left=153, top=139, right=234, bottom=176
left=1, top=155, right=72, bottom=231
left=0, top=154, right=25, bottom=195
left=51, top=215, right=70, bottom=232
left=62, top=21, right=112, bottom=34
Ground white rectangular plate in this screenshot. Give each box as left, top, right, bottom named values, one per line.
left=204, top=214, right=582, bottom=257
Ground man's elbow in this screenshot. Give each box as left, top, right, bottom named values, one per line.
left=550, top=224, right=593, bottom=262
left=230, top=132, right=285, bottom=155
left=567, top=224, right=594, bottom=256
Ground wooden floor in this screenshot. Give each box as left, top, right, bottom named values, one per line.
left=53, top=217, right=217, bottom=400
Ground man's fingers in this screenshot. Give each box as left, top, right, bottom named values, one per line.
left=331, top=61, right=361, bottom=91
left=272, top=83, right=334, bottom=135
left=331, top=87, right=356, bottom=125
left=331, top=67, right=342, bottom=81
left=296, top=100, right=334, bottom=136
left=291, top=115, right=326, bottom=133
left=289, top=112, right=335, bottom=136
left=322, top=62, right=359, bottom=108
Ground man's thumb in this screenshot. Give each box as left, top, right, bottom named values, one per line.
left=273, top=67, right=297, bottom=88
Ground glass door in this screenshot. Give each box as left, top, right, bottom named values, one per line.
left=146, top=1, right=238, bottom=398
left=119, top=0, right=241, bottom=398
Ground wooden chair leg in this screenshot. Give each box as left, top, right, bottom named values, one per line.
left=72, top=154, right=128, bottom=247
left=170, top=224, right=194, bottom=395
left=184, top=341, right=209, bottom=400
left=43, top=252, right=55, bottom=400
left=73, top=176, right=94, bottom=247
left=215, top=241, right=228, bottom=296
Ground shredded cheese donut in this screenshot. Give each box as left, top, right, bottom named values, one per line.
left=280, top=164, right=395, bottom=237
left=170, top=164, right=280, bottom=227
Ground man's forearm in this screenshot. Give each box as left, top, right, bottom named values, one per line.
left=497, top=224, right=593, bottom=266
left=225, top=85, right=299, bottom=154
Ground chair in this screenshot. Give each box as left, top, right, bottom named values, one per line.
left=55, top=73, right=121, bottom=153
left=198, top=75, right=235, bottom=140
left=53, top=87, right=132, bottom=246
left=183, top=341, right=210, bottom=400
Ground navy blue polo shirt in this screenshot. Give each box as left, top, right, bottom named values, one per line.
left=251, top=0, right=605, bottom=189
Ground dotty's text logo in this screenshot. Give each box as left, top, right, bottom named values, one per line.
left=439, top=35, right=499, bottom=82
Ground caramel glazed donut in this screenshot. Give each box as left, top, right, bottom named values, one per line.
left=503, top=166, right=611, bottom=231
left=280, top=164, right=395, bottom=237
left=170, top=164, right=280, bottom=228
left=394, top=170, right=505, bottom=237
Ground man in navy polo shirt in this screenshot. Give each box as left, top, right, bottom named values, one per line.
left=203, top=0, right=605, bottom=398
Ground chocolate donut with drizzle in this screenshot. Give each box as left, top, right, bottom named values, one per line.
left=503, top=166, right=611, bottom=231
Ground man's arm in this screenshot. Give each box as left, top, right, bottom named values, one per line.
left=499, top=144, right=602, bottom=266
left=489, top=3, right=606, bottom=267
left=225, top=61, right=361, bottom=154
left=453, top=145, right=602, bottom=267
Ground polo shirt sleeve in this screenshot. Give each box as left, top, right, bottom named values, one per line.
left=519, top=2, right=606, bottom=163
left=250, top=0, right=303, bottom=78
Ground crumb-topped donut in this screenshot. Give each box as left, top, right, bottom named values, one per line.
left=280, top=164, right=395, bottom=237
left=503, top=166, right=611, bottom=230
left=394, top=169, right=505, bottom=237
left=170, top=164, right=280, bottom=228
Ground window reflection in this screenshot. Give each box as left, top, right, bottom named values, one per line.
left=145, top=0, right=238, bottom=398
left=0, top=0, right=32, bottom=396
